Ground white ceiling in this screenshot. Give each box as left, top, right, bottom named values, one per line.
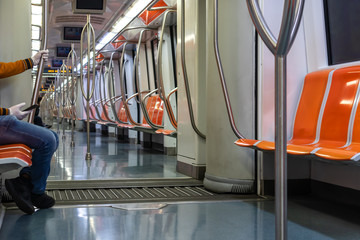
left=47, top=0, right=135, bottom=62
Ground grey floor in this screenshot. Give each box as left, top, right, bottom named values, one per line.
left=49, top=129, right=187, bottom=180
left=1, top=127, right=360, bottom=239
left=1, top=198, right=360, bottom=240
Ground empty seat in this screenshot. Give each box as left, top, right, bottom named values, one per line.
left=235, top=66, right=360, bottom=162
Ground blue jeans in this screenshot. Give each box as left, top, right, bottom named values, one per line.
left=0, top=115, right=58, bottom=194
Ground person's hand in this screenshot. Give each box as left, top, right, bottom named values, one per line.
left=31, top=49, right=49, bottom=66
left=9, top=103, right=31, bottom=120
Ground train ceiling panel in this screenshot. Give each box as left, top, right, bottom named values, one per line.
left=47, top=0, right=136, bottom=60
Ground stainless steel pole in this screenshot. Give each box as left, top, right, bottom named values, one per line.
left=28, top=0, right=48, bottom=123
left=80, top=15, right=96, bottom=161
left=245, top=1, right=305, bottom=239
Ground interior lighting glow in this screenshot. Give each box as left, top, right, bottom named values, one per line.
left=109, top=0, right=152, bottom=36
left=32, top=14, right=42, bottom=26
left=32, top=26, right=41, bottom=40
left=32, top=40, right=41, bottom=51
left=31, top=0, right=42, bottom=4
left=96, top=32, right=116, bottom=50
left=31, top=5, right=42, bottom=15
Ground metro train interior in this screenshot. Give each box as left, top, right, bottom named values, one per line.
left=1, top=0, right=360, bottom=239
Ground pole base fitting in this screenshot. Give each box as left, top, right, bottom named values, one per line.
left=85, top=152, right=92, bottom=160
left=70, top=141, right=75, bottom=147
left=62, top=135, right=66, bottom=139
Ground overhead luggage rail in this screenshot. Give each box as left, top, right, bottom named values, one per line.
left=180, top=0, right=205, bottom=139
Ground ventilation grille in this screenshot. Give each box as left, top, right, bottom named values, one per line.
left=56, top=15, right=105, bottom=24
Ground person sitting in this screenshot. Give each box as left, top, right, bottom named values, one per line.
left=34, top=96, right=51, bottom=128
left=0, top=50, right=59, bottom=214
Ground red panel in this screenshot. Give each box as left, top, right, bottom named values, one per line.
left=139, top=0, right=168, bottom=25
left=96, top=53, right=104, bottom=63
left=111, top=36, right=126, bottom=49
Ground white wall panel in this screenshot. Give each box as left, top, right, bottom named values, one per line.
left=0, top=0, right=32, bottom=108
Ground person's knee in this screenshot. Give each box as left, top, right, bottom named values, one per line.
left=42, top=130, right=58, bottom=153
left=51, top=130, right=59, bottom=150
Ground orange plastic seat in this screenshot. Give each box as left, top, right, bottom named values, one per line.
left=0, top=144, right=32, bottom=172
left=235, top=66, right=360, bottom=161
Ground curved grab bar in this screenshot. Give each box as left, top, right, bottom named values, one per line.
left=133, top=29, right=157, bottom=104
left=133, top=29, right=164, bottom=129
left=166, top=87, right=178, bottom=127
left=110, top=27, right=157, bottom=45
left=141, top=88, right=163, bottom=129
left=213, top=0, right=245, bottom=140
left=118, top=43, right=142, bottom=126
left=107, top=51, right=131, bottom=125
left=91, top=71, right=107, bottom=122
left=66, top=44, right=78, bottom=147
left=157, top=9, right=178, bottom=129
left=96, top=60, right=109, bottom=122
left=103, top=96, right=124, bottom=124
left=180, top=0, right=206, bottom=139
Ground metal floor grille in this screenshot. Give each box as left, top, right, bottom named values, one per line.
left=45, top=186, right=217, bottom=205
left=2, top=179, right=260, bottom=206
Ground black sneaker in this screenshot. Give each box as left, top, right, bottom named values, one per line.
left=5, top=177, right=34, bottom=214
left=31, top=193, right=55, bottom=209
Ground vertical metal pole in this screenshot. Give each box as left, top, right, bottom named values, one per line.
left=55, top=73, right=60, bottom=134
left=275, top=56, right=287, bottom=240
left=60, top=62, right=68, bottom=139
left=245, top=1, right=304, bottom=239
left=86, top=15, right=92, bottom=161
left=28, top=0, right=48, bottom=123
left=80, top=15, right=96, bottom=161
left=68, top=43, right=77, bottom=147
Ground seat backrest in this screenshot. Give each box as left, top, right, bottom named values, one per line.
left=318, top=66, right=360, bottom=143
left=100, top=105, right=112, bottom=122
left=291, top=69, right=333, bottom=142
left=345, top=68, right=360, bottom=143
left=117, top=102, right=128, bottom=123
left=143, top=95, right=163, bottom=126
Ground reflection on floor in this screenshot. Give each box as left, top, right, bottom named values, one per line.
left=1, top=197, right=360, bottom=240
left=49, top=129, right=187, bottom=180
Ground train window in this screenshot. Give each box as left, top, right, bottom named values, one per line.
left=324, top=0, right=360, bottom=65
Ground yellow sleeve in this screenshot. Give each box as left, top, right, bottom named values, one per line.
left=0, top=58, right=33, bottom=79
left=0, top=108, right=10, bottom=115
